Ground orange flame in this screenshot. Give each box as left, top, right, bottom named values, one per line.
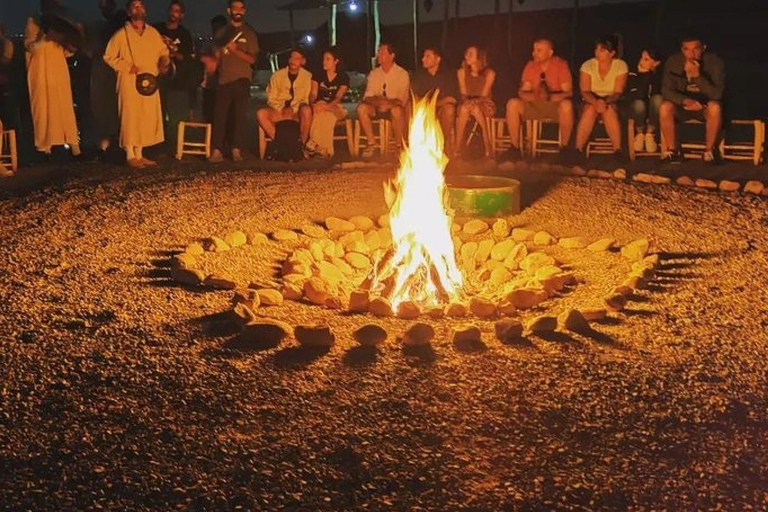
left=371, top=94, right=463, bottom=309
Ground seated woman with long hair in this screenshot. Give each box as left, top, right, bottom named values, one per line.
left=306, top=46, right=349, bottom=157
left=455, top=45, right=496, bottom=158
left=574, top=35, right=628, bottom=160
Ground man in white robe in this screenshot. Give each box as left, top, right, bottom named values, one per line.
left=104, top=0, right=169, bottom=168
left=24, top=15, right=81, bottom=157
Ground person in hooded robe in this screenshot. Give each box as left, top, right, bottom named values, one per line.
left=104, top=0, right=169, bottom=169
left=24, top=0, right=82, bottom=157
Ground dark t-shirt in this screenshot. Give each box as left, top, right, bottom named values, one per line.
left=312, top=70, right=350, bottom=103
left=153, top=22, right=196, bottom=90
left=411, top=65, right=458, bottom=99
left=625, top=68, right=661, bottom=102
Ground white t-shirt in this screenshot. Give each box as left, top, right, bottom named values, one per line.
left=363, top=63, right=411, bottom=105
left=580, top=58, right=628, bottom=97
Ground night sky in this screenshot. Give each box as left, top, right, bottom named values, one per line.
left=1, top=0, right=641, bottom=36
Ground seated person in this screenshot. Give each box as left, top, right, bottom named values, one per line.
left=306, top=46, right=349, bottom=157
left=624, top=46, right=663, bottom=153
left=356, top=42, right=410, bottom=158
left=574, top=35, right=628, bottom=161
left=455, top=45, right=496, bottom=158
left=659, top=35, right=725, bottom=163
left=256, top=48, right=313, bottom=151
left=504, top=38, right=573, bottom=161
left=410, top=45, right=458, bottom=152
left=0, top=117, right=11, bottom=178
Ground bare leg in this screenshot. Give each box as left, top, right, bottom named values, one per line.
left=505, top=98, right=524, bottom=148
left=439, top=102, right=456, bottom=151
left=602, top=105, right=622, bottom=151
left=558, top=99, right=574, bottom=147
left=298, top=104, right=312, bottom=144
left=471, top=107, right=492, bottom=156
left=389, top=105, right=406, bottom=147
left=659, top=100, right=677, bottom=150
left=356, top=103, right=376, bottom=145
left=704, top=101, right=722, bottom=151
left=455, top=102, right=472, bottom=152
left=574, top=104, right=598, bottom=151
left=256, top=107, right=278, bottom=139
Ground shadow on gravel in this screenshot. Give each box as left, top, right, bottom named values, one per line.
left=594, top=316, right=621, bottom=326
left=623, top=308, right=658, bottom=318
left=191, top=311, right=241, bottom=338
left=452, top=337, right=488, bottom=353
left=499, top=336, right=539, bottom=350
left=534, top=331, right=581, bottom=345
left=221, top=334, right=280, bottom=352
left=578, top=327, right=623, bottom=348
left=271, top=346, right=330, bottom=368
left=402, top=344, right=437, bottom=365
left=342, top=345, right=378, bottom=367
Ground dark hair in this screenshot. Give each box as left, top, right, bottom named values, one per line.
left=169, top=0, right=184, bottom=12
left=211, top=15, right=227, bottom=30
left=422, top=45, right=443, bottom=58
left=379, top=41, right=396, bottom=56
left=595, top=34, right=619, bottom=54
left=228, top=0, right=245, bottom=7
left=289, top=47, right=305, bottom=59
left=533, top=38, right=554, bottom=49
left=681, top=34, right=703, bottom=45
left=640, top=45, right=661, bottom=61
left=462, top=45, right=490, bottom=74
left=126, top=0, right=144, bottom=8
left=323, top=46, right=342, bottom=63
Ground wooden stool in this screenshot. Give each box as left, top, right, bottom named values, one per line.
left=332, top=118, right=355, bottom=156
left=1, top=129, right=18, bottom=171
left=176, top=122, right=211, bottom=160
left=585, top=120, right=615, bottom=158
left=529, top=119, right=562, bottom=157
left=720, top=119, right=764, bottom=166
left=490, top=117, right=527, bottom=156
left=353, top=118, right=389, bottom=157
left=627, top=118, right=661, bottom=161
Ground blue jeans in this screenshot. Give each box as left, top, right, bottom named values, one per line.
left=628, top=94, right=662, bottom=131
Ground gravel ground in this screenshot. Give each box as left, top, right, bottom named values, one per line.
left=1, top=162, right=767, bottom=511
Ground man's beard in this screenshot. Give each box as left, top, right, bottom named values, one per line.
left=131, top=13, right=146, bottom=22
left=231, top=14, right=243, bottom=22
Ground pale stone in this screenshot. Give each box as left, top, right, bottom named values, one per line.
left=349, top=215, right=375, bottom=231
left=535, top=265, right=562, bottom=280
left=308, top=242, right=324, bottom=262
left=378, top=228, right=392, bottom=247
left=490, top=266, right=512, bottom=287
left=256, top=288, right=284, bottom=306
left=334, top=241, right=345, bottom=258
left=330, top=257, right=354, bottom=276
left=273, top=229, right=298, bottom=242
left=204, top=274, right=237, bottom=290
left=232, top=303, right=257, bottom=323
left=560, top=309, right=590, bottom=333
left=346, top=241, right=370, bottom=255
left=612, top=284, right=633, bottom=297
left=232, top=288, right=261, bottom=309
left=282, top=283, right=303, bottom=301
left=719, top=180, right=740, bottom=192
left=364, top=230, right=382, bottom=251
left=485, top=259, right=503, bottom=270
left=369, top=297, right=394, bottom=317
left=511, top=228, right=535, bottom=242
left=587, top=237, right=616, bottom=252
left=633, top=172, right=655, bottom=183
left=224, top=230, right=247, bottom=248
left=451, top=222, right=461, bottom=235
left=503, top=243, right=528, bottom=269
left=452, top=235, right=463, bottom=252
left=324, top=295, right=343, bottom=310
left=490, top=239, right=516, bottom=261
left=541, top=275, right=566, bottom=295
left=348, top=290, right=370, bottom=313
left=580, top=308, right=607, bottom=321
left=497, top=301, right=517, bottom=317
left=676, top=175, right=695, bottom=187
left=339, top=230, right=365, bottom=248
left=345, top=252, right=371, bottom=269
left=445, top=302, right=468, bottom=318
left=397, top=301, right=421, bottom=320
left=326, top=216, right=356, bottom=232
left=301, top=278, right=328, bottom=305
left=463, top=219, right=490, bottom=236
left=651, top=175, right=671, bottom=184
left=247, top=232, right=269, bottom=245
left=695, top=178, right=718, bottom=190
left=300, top=224, right=327, bottom=238
left=604, top=293, right=628, bottom=312
left=282, top=259, right=310, bottom=277
left=621, top=238, right=650, bottom=261
left=295, top=324, right=335, bottom=347
left=631, top=261, right=655, bottom=279
left=377, top=214, right=390, bottom=228
left=506, top=288, right=547, bottom=309
left=452, top=325, right=482, bottom=344
left=571, top=166, right=587, bottom=176
left=240, top=319, right=292, bottom=347
left=316, top=260, right=345, bottom=287
left=623, top=275, right=647, bottom=290
left=744, top=180, right=765, bottom=195
left=460, top=241, right=478, bottom=262
left=469, top=297, right=497, bottom=318
left=203, top=236, right=230, bottom=252
left=354, top=324, right=387, bottom=346
left=643, top=254, right=660, bottom=267
left=402, top=322, right=435, bottom=346
left=586, top=169, right=602, bottom=178
left=292, top=248, right=314, bottom=265
left=171, top=267, right=205, bottom=285
left=492, top=218, right=510, bottom=238
left=520, top=252, right=556, bottom=272
left=558, top=236, right=589, bottom=249
left=593, top=170, right=613, bottom=179
left=533, top=231, right=555, bottom=246
left=528, top=315, right=558, bottom=333
left=613, top=168, right=627, bottom=179
left=475, top=239, right=494, bottom=264
left=494, top=318, right=523, bottom=342
left=184, top=242, right=205, bottom=256
left=426, top=306, right=445, bottom=319
left=172, top=253, right=196, bottom=269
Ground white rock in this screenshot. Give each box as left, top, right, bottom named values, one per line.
left=533, top=231, right=555, bottom=246
left=247, top=232, right=269, bottom=245
left=273, top=229, right=298, bottom=242
left=511, top=228, right=535, bottom=242
left=348, top=290, right=370, bottom=312
left=494, top=319, right=523, bottom=342
left=171, top=267, right=205, bottom=285
left=469, top=297, right=497, bottom=318
left=506, top=288, right=547, bottom=309
left=295, top=324, right=335, bottom=347
left=256, top=288, right=284, bottom=306
left=303, top=278, right=329, bottom=305
left=719, top=180, right=740, bottom=192
left=463, top=219, right=490, bottom=236
left=451, top=325, right=482, bottom=344
left=528, top=315, right=557, bottom=333
left=744, top=180, right=765, bottom=195
left=492, top=218, right=510, bottom=238
left=587, top=238, right=616, bottom=252
left=224, top=230, right=247, bottom=247
left=474, top=239, right=494, bottom=264
left=676, top=176, right=695, bottom=187
left=519, top=252, right=556, bottom=272
left=620, top=238, right=650, bottom=261
left=354, top=324, right=387, bottom=346
left=184, top=242, right=205, bottom=256
left=369, top=297, right=394, bottom=317
left=558, top=236, right=589, bottom=249
left=203, top=236, right=230, bottom=252
left=326, top=216, right=356, bottom=232
left=559, top=309, right=590, bottom=333
left=695, top=178, right=718, bottom=189
left=402, top=323, right=435, bottom=346
left=349, top=215, right=375, bottom=231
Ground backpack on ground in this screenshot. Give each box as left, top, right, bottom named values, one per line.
left=269, top=119, right=303, bottom=162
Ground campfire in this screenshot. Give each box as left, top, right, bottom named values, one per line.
left=368, top=95, right=463, bottom=310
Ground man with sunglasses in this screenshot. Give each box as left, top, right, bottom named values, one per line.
left=502, top=38, right=573, bottom=162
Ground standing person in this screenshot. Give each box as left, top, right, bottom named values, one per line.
left=0, top=24, right=18, bottom=138
left=86, top=0, right=126, bottom=155
left=411, top=45, right=458, bottom=152
left=573, top=35, right=628, bottom=161
left=455, top=45, right=496, bottom=159
left=658, top=35, right=725, bottom=164
left=24, top=4, right=82, bottom=158
left=356, top=42, right=410, bottom=158
left=256, top=49, right=312, bottom=154
left=503, top=38, right=573, bottom=161
left=624, top=46, right=663, bottom=153
left=208, top=0, right=258, bottom=163
left=306, top=47, right=349, bottom=157
left=154, top=0, right=195, bottom=151
left=200, top=15, right=227, bottom=124
left=104, top=0, right=170, bottom=168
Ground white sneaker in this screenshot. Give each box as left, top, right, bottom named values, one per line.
left=703, top=150, right=715, bottom=162
left=644, top=133, right=658, bottom=153
left=0, top=164, right=13, bottom=178
left=633, top=132, right=645, bottom=153
left=360, top=145, right=376, bottom=158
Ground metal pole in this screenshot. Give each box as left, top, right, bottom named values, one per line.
left=373, top=0, right=381, bottom=69
left=366, top=0, right=372, bottom=69
left=330, top=3, right=338, bottom=46
left=413, top=0, right=419, bottom=69
left=441, top=0, right=449, bottom=51
left=289, top=9, right=295, bottom=45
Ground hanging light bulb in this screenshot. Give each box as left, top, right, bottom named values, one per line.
left=348, top=1, right=359, bottom=12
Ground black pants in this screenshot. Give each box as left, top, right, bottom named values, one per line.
left=212, top=78, right=250, bottom=152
